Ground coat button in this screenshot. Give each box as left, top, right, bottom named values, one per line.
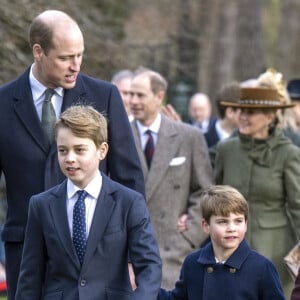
left=229, top=268, right=236, bottom=273
left=207, top=266, right=214, bottom=273
left=80, top=279, right=87, bottom=286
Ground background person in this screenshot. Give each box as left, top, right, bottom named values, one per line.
left=257, top=68, right=300, bottom=147
left=111, top=69, right=134, bottom=121
left=130, top=68, right=213, bottom=288
left=215, top=86, right=300, bottom=298
left=187, top=92, right=217, bottom=134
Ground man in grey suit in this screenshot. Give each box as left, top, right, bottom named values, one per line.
left=130, top=68, right=213, bottom=288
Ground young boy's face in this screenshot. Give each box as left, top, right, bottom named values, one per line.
left=202, top=212, right=247, bottom=260
left=57, top=127, right=108, bottom=189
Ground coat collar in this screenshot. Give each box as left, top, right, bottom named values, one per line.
left=12, top=69, right=88, bottom=153
left=239, top=129, right=291, bottom=166
left=197, top=239, right=251, bottom=269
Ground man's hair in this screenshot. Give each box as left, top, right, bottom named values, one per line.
left=201, top=185, right=248, bottom=222
left=29, top=17, right=54, bottom=54
left=29, top=10, right=78, bottom=55
left=55, top=105, right=107, bottom=147
left=215, top=82, right=240, bottom=119
left=111, top=69, right=134, bottom=84
left=134, top=67, right=168, bottom=94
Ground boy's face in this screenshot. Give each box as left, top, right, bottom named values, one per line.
left=57, top=127, right=108, bottom=189
left=202, top=212, right=247, bottom=260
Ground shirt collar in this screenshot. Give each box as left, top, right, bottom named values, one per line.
left=67, top=171, right=102, bottom=200
left=29, top=64, right=64, bottom=101
left=136, top=113, right=161, bottom=135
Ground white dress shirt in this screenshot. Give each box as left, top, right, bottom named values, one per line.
left=29, top=65, right=63, bottom=120
left=136, top=113, right=161, bottom=150
left=66, top=171, right=102, bottom=239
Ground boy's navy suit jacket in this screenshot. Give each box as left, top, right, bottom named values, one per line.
left=16, top=173, right=161, bottom=300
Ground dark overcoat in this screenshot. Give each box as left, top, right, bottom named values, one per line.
left=0, top=67, right=145, bottom=298
left=158, top=240, right=285, bottom=300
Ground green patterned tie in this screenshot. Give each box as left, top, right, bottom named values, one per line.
left=41, top=89, right=56, bottom=143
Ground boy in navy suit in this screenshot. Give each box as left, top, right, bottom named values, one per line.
left=158, top=185, right=285, bottom=300
left=16, top=105, right=161, bottom=300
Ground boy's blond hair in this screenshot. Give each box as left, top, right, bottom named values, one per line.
left=201, top=185, right=248, bottom=223
left=55, top=105, right=107, bottom=147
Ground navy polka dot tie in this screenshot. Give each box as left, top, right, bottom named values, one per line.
left=73, top=190, right=88, bottom=265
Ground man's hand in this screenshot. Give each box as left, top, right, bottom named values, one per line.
left=161, top=104, right=182, bottom=121
left=177, top=214, right=188, bottom=232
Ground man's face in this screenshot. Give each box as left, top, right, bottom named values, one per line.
left=33, top=24, right=84, bottom=89
left=130, top=74, right=163, bottom=126
left=188, top=95, right=211, bottom=124
left=115, top=78, right=132, bottom=116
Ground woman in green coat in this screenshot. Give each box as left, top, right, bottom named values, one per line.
left=215, top=87, right=300, bottom=298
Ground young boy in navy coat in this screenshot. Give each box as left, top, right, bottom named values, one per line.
left=15, top=105, right=162, bottom=300
left=158, top=185, right=285, bottom=300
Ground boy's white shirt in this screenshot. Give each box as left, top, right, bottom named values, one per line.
left=66, top=170, right=102, bottom=238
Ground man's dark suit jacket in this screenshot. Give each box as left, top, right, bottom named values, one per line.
left=0, top=67, right=145, bottom=299
left=15, top=174, right=161, bottom=300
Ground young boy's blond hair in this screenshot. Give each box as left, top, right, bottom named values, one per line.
left=55, top=105, right=107, bottom=147
left=200, top=185, right=248, bottom=223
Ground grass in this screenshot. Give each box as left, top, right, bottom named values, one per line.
left=0, top=296, right=6, bottom=300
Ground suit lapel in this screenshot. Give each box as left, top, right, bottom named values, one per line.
left=146, top=116, right=180, bottom=200
left=61, top=75, right=87, bottom=112
left=13, top=71, right=88, bottom=154
left=13, top=69, right=50, bottom=153
left=82, top=175, right=116, bottom=267
left=49, top=181, right=79, bottom=267
left=131, top=121, right=148, bottom=176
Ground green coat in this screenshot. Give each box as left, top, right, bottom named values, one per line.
left=215, top=129, right=300, bottom=298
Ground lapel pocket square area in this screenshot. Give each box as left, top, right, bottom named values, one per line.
left=169, top=156, right=186, bottom=166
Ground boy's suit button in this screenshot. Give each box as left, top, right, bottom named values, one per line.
left=207, top=267, right=214, bottom=273
left=80, top=279, right=87, bottom=286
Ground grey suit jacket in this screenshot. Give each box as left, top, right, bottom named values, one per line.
left=15, top=174, right=161, bottom=300
left=131, top=115, right=213, bottom=288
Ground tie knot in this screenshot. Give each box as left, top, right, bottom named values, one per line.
left=145, top=129, right=152, bottom=136
left=44, top=89, right=55, bottom=102
left=77, top=190, right=88, bottom=201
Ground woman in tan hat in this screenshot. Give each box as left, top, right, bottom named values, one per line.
left=215, top=86, right=300, bottom=298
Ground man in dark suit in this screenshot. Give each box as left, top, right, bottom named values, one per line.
left=130, top=68, right=213, bottom=288
left=187, top=92, right=217, bottom=134
left=0, top=10, right=144, bottom=300
left=15, top=105, right=161, bottom=300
